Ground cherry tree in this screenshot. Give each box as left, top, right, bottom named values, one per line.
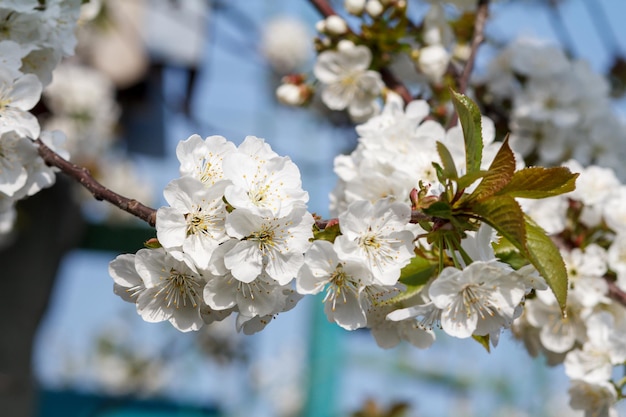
left=2, top=0, right=626, bottom=416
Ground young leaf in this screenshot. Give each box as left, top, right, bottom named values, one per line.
left=423, top=201, right=453, bottom=219
left=472, top=334, right=491, bottom=353
left=471, top=195, right=527, bottom=252
left=451, top=90, right=483, bottom=175
left=465, top=138, right=516, bottom=203
left=496, top=166, right=579, bottom=199
left=384, top=256, right=436, bottom=305
left=524, top=216, right=569, bottom=313
left=436, top=141, right=459, bottom=180
left=313, top=222, right=341, bottom=243
left=455, top=170, right=488, bottom=191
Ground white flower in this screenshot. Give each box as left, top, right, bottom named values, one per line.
left=0, top=131, right=35, bottom=197
left=367, top=289, right=437, bottom=349
left=602, top=186, right=626, bottom=234
left=176, top=134, right=236, bottom=186
left=0, top=9, right=43, bottom=46
left=261, top=17, right=312, bottom=74
left=0, top=40, right=28, bottom=78
left=314, top=40, right=384, bottom=121
left=608, top=233, right=626, bottom=289
left=416, top=44, right=450, bottom=84
left=568, top=380, right=618, bottom=417
left=203, top=240, right=294, bottom=319
left=562, top=245, right=610, bottom=308
left=108, top=253, right=145, bottom=303
left=0, top=68, right=41, bottom=138
left=21, top=129, right=67, bottom=197
left=428, top=261, right=527, bottom=339
left=564, top=312, right=626, bottom=383
left=156, top=177, right=229, bottom=269
left=222, top=143, right=309, bottom=218
left=224, top=207, right=314, bottom=285
left=298, top=240, right=373, bottom=330
left=524, top=289, right=588, bottom=354
left=335, top=199, right=416, bottom=286
left=110, top=248, right=207, bottom=332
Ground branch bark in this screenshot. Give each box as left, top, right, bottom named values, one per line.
left=35, top=139, right=158, bottom=227
left=309, top=0, right=337, bottom=17
left=457, top=0, right=490, bottom=95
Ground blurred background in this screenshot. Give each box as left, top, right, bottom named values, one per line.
left=2, top=0, right=626, bottom=416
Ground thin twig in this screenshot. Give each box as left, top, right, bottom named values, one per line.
left=35, top=139, right=158, bottom=227
left=457, top=0, right=490, bottom=95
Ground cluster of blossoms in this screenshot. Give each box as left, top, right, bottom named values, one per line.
left=478, top=38, right=626, bottom=179
left=330, top=92, right=521, bottom=214
left=109, top=90, right=553, bottom=358
left=513, top=161, right=626, bottom=416
left=110, top=135, right=314, bottom=333
left=329, top=92, right=543, bottom=346
left=0, top=0, right=82, bottom=242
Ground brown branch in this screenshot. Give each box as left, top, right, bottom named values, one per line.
left=309, top=0, right=336, bottom=17
left=34, top=138, right=157, bottom=227
left=457, top=0, right=490, bottom=95
left=380, top=67, right=413, bottom=104
left=607, top=279, right=626, bottom=308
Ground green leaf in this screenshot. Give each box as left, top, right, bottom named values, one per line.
left=385, top=255, right=436, bottom=305
left=436, top=141, right=459, bottom=180
left=465, top=138, right=516, bottom=203
left=472, top=195, right=527, bottom=251
left=494, top=250, right=529, bottom=270
left=313, top=223, right=341, bottom=243
left=399, top=255, right=436, bottom=288
left=423, top=201, right=453, bottom=219
left=496, top=167, right=579, bottom=199
left=456, top=170, right=488, bottom=191
left=524, top=216, right=569, bottom=313
left=451, top=90, right=483, bottom=175
left=143, top=237, right=161, bottom=249
left=472, top=334, right=491, bottom=353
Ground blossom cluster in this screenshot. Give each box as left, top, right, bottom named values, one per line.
left=110, top=135, right=314, bottom=333
left=479, top=38, right=626, bottom=180
left=0, top=0, right=81, bottom=243
left=109, top=94, right=546, bottom=355
left=513, top=161, right=626, bottom=416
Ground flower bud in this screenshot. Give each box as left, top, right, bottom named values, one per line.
left=345, top=0, right=366, bottom=14
left=416, top=44, right=450, bottom=84
left=365, top=0, right=384, bottom=17
left=325, top=15, right=348, bottom=35
left=276, top=83, right=310, bottom=106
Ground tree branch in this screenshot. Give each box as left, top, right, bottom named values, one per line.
left=607, top=279, right=626, bottom=309
left=457, top=0, right=490, bottom=95
left=380, top=67, right=413, bottom=104
left=309, top=0, right=337, bottom=17
left=34, top=139, right=158, bottom=227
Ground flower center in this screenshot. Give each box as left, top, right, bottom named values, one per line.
left=157, top=268, right=202, bottom=308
